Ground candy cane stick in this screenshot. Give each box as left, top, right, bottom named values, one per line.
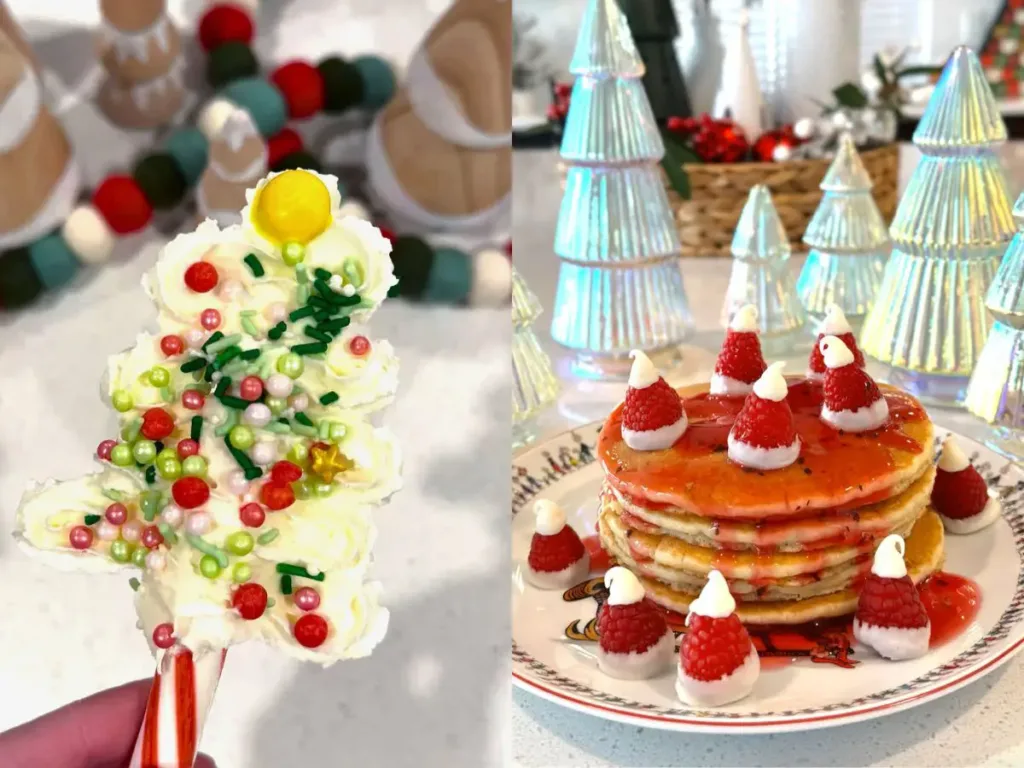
left=128, top=647, right=227, bottom=768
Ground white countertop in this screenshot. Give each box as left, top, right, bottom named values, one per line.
left=511, top=147, right=1024, bottom=767
left=0, top=2, right=510, bottom=767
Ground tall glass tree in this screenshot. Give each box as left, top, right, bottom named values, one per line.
left=550, top=0, right=693, bottom=380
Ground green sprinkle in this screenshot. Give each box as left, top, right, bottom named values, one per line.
left=181, top=357, right=207, bottom=373
left=204, top=365, right=217, bottom=382
left=266, top=422, right=291, bottom=434
left=268, top=322, right=287, bottom=340
left=243, top=253, right=265, bottom=277
left=219, top=395, right=250, bottom=409
left=213, top=410, right=239, bottom=437
left=213, top=346, right=242, bottom=369
left=257, top=528, right=280, bottom=545
left=318, top=421, right=331, bottom=439
left=296, top=265, right=309, bottom=284
left=297, top=285, right=311, bottom=304
left=291, top=342, right=328, bottom=356
left=292, top=424, right=318, bottom=437
left=280, top=574, right=293, bottom=594
left=224, top=436, right=261, bottom=478
left=186, top=534, right=229, bottom=568
left=244, top=466, right=263, bottom=481
left=276, top=562, right=326, bottom=581
left=313, top=311, right=333, bottom=324
left=145, top=465, right=156, bottom=485
left=314, top=279, right=341, bottom=302
left=129, top=577, right=141, bottom=591
left=191, top=416, right=203, bottom=441
left=221, top=360, right=247, bottom=378
left=160, top=386, right=175, bottom=402
left=240, top=316, right=260, bottom=337
left=265, top=597, right=276, bottom=608
left=314, top=268, right=332, bottom=281
left=141, top=491, right=160, bottom=520
left=294, top=412, right=314, bottom=427
left=102, top=489, right=125, bottom=502
left=157, top=522, right=178, bottom=546
left=207, top=334, right=243, bottom=355
left=308, top=296, right=333, bottom=311
left=214, top=376, right=232, bottom=397
left=319, top=391, right=339, bottom=405
left=239, top=348, right=261, bottom=361
left=201, top=331, right=225, bottom=351
left=342, top=258, right=363, bottom=286
left=122, top=418, right=142, bottom=442
left=84, top=514, right=101, bottom=525
left=289, top=306, right=317, bottom=321
left=315, top=317, right=350, bottom=334
left=304, top=326, right=332, bottom=344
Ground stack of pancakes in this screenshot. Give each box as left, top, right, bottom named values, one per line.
left=597, top=379, right=944, bottom=625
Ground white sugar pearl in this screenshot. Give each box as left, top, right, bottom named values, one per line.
left=244, top=402, right=272, bottom=427
left=146, top=551, right=167, bottom=571
left=121, top=520, right=142, bottom=542
left=250, top=441, right=277, bottom=465
left=289, top=393, right=309, bottom=411
left=185, top=511, right=212, bottom=535
left=265, top=302, right=287, bottom=324
left=338, top=200, right=370, bottom=220
left=97, top=521, right=120, bottom=541
left=329, top=274, right=344, bottom=290
left=266, top=373, right=293, bottom=397
left=184, top=329, right=206, bottom=349
left=219, top=279, right=243, bottom=301
left=62, top=205, right=116, bottom=265
left=198, top=98, right=240, bottom=142
left=226, top=471, right=250, bottom=496
left=160, top=504, right=184, bottom=527
left=341, top=284, right=356, bottom=296
left=468, top=247, right=512, bottom=307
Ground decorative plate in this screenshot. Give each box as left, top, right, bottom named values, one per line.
left=511, top=424, right=1024, bottom=733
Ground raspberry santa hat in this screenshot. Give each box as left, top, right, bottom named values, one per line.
left=931, top=435, right=1001, bottom=535
left=853, top=534, right=930, bottom=660
left=596, top=566, right=675, bottom=680
left=621, top=350, right=687, bottom=451
left=524, top=499, right=589, bottom=589
left=807, top=303, right=865, bottom=381
left=727, top=361, right=800, bottom=470
left=819, top=335, right=888, bottom=432
left=676, top=570, right=760, bottom=706
left=711, top=304, right=767, bottom=396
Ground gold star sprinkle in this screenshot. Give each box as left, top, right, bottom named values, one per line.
left=309, top=442, right=354, bottom=483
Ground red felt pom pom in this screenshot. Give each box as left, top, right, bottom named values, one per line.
left=232, top=583, right=268, bottom=620
left=198, top=3, right=255, bottom=51
left=293, top=613, right=329, bottom=648
left=141, top=408, right=175, bottom=440
left=172, top=476, right=210, bottom=509
left=270, top=61, right=325, bottom=119
left=267, top=128, right=304, bottom=168
left=92, top=176, right=153, bottom=234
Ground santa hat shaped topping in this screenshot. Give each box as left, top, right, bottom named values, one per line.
left=621, top=351, right=687, bottom=451
left=534, top=498, right=566, bottom=535
left=727, top=362, right=800, bottom=470
left=686, top=570, right=736, bottom=624
left=711, top=304, right=767, bottom=396
left=525, top=499, right=589, bottom=589
left=808, top=305, right=865, bottom=379
left=819, top=335, right=888, bottom=432
left=870, top=533, right=907, bottom=578
left=597, top=567, right=675, bottom=680
left=605, top=566, right=646, bottom=606
left=932, top=435, right=1001, bottom=535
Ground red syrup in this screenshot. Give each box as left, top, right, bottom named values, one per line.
left=918, top=571, right=982, bottom=648
left=581, top=535, right=613, bottom=574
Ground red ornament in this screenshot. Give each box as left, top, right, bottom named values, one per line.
left=96, top=439, right=117, bottom=461
left=239, top=502, right=266, bottom=528
left=176, top=439, right=200, bottom=458
left=92, top=176, right=153, bottom=234
left=689, top=115, right=749, bottom=163
left=348, top=335, right=371, bottom=357
left=197, top=3, right=255, bottom=51
left=270, top=61, right=325, bottom=119
left=184, top=262, right=219, bottom=293
left=141, top=525, right=164, bottom=549
left=752, top=125, right=803, bottom=163
left=270, top=461, right=303, bottom=484
left=160, top=335, right=184, bottom=356
left=182, top=390, right=205, bottom=410
left=260, top=481, right=295, bottom=511
left=293, top=613, right=329, bottom=648
left=172, top=477, right=210, bottom=509
left=267, top=128, right=304, bottom=168
left=69, top=525, right=94, bottom=550
left=239, top=376, right=263, bottom=401
left=200, top=308, right=222, bottom=330
left=152, top=623, right=176, bottom=649
left=232, top=583, right=269, bottom=620
left=141, top=408, right=175, bottom=440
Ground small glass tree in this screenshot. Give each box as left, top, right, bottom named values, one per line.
left=512, top=268, right=560, bottom=450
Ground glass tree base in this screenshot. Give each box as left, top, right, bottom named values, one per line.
left=981, top=425, right=1024, bottom=462
left=513, top=418, right=542, bottom=454
left=871, top=363, right=970, bottom=408
left=567, top=344, right=684, bottom=382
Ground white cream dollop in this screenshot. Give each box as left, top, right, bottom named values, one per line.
left=534, top=499, right=566, bottom=536
left=686, top=570, right=736, bottom=622
left=871, top=534, right=908, bottom=578
left=730, top=305, right=759, bottom=333
left=628, top=350, right=660, bottom=389
left=938, top=435, right=971, bottom=473
left=605, top=566, right=646, bottom=606
left=752, top=361, right=788, bottom=402
left=820, top=335, right=855, bottom=369
left=821, top=304, right=852, bottom=335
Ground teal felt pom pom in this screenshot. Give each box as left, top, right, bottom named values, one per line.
left=424, top=247, right=472, bottom=304
left=29, top=233, right=79, bottom=291
left=353, top=55, right=395, bottom=110
left=220, top=77, right=288, bottom=138
left=163, top=127, right=209, bottom=186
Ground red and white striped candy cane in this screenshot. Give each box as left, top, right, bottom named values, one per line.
left=128, top=647, right=228, bottom=768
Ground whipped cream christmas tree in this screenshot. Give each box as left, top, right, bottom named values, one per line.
left=15, top=169, right=401, bottom=663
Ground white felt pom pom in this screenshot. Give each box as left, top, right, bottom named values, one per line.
left=338, top=200, right=371, bottom=221
left=198, top=98, right=240, bottom=142
left=469, top=247, right=512, bottom=306
left=62, top=205, right=115, bottom=265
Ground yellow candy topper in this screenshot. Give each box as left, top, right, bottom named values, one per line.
left=251, top=170, right=333, bottom=247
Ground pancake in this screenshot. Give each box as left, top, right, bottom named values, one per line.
left=598, top=378, right=935, bottom=519
left=605, top=466, right=936, bottom=553
left=609, top=510, right=946, bottom=625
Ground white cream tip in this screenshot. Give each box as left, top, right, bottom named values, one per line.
left=752, top=361, right=788, bottom=402
left=822, top=304, right=852, bottom=335
left=730, top=305, right=759, bottom=333
left=534, top=499, right=566, bottom=536
left=686, top=570, right=736, bottom=622
left=871, top=534, right=908, bottom=579
left=819, top=335, right=855, bottom=369
left=628, top=350, right=660, bottom=389
left=938, top=435, right=971, bottom=473
left=605, top=566, right=646, bottom=606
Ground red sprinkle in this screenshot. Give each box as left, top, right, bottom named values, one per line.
left=97, top=439, right=117, bottom=461
left=184, top=261, right=219, bottom=293
left=69, top=525, right=94, bottom=550
left=348, top=335, right=371, bottom=357
left=293, top=613, right=329, bottom=648
left=152, top=623, right=175, bottom=649
left=141, top=408, right=175, bottom=440
left=141, top=525, right=164, bottom=549
left=232, top=583, right=269, bottom=620
left=239, top=502, right=266, bottom=528
left=176, top=439, right=200, bottom=458
left=239, top=376, right=264, bottom=402
left=160, top=335, right=184, bottom=357
left=260, top=482, right=295, bottom=511
left=270, top=461, right=303, bottom=484
left=172, top=476, right=210, bottom=509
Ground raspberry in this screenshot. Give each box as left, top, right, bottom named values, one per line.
left=597, top=600, right=670, bottom=655
left=679, top=613, right=753, bottom=682
left=715, top=330, right=767, bottom=384
left=730, top=396, right=796, bottom=448
left=932, top=464, right=989, bottom=520
left=528, top=525, right=586, bottom=573
left=809, top=331, right=864, bottom=375
left=824, top=364, right=882, bottom=412
left=856, top=574, right=929, bottom=629
left=622, top=379, right=683, bottom=433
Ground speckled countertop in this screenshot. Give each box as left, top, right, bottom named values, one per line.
left=511, top=147, right=1024, bottom=767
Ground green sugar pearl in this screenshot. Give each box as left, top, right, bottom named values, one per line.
left=265, top=396, right=287, bottom=415
left=293, top=480, right=313, bottom=500
left=148, top=366, right=171, bottom=387
left=229, top=425, right=255, bottom=450
left=112, top=389, right=134, bottom=412
left=226, top=531, right=255, bottom=556
left=110, top=444, right=134, bottom=467
left=282, top=241, right=306, bottom=266
left=133, top=440, right=157, bottom=464
left=287, top=442, right=309, bottom=464
left=157, top=456, right=182, bottom=480
left=110, top=540, right=133, bottom=563
left=131, top=547, right=148, bottom=568
left=199, top=555, right=222, bottom=578
left=182, top=456, right=207, bottom=477
left=232, top=562, right=252, bottom=583
left=276, top=352, right=304, bottom=379
left=329, top=423, right=348, bottom=442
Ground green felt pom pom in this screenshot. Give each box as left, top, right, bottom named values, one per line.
left=221, top=77, right=288, bottom=138
left=424, top=246, right=472, bottom=304
left=317, top=56, right=363, bottom=113
left=0, top=246, right=44, bottom=308
left=28, top=233, right=79, bottom=291
left=353, top=55, right=395, bottom=109
left=162, top=127, right=209, bottom=186
left=389, top=236, right=434, bottom=299
left=133, top=153, right=189, bottom=210
left=272, top=150, right=322, bottom=173
left=207, top=41, right=259, bottom=89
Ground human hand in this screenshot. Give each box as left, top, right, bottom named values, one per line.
left=0, top=679, right=216, bottom=768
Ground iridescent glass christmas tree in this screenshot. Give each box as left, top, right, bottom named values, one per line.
left=549, top=0, right=693, bottom=380
left=964, top=190, right=1024, bottom=459
left=797, top=133, right=889, bottom=331
left=513, top=268, right=560, bottom=450
left=860, top=46, right=1015, bottom=405
left=722, top=184, right=807, bottom=356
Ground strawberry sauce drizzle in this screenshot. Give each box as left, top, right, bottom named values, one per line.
left=918, top=571, right=982, bottom=648
left=581, top=535, right=613, bottom=574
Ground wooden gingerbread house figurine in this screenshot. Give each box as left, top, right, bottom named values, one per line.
left=196, top=108, right=267, bottom=226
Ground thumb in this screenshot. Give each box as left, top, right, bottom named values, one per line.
left=194, top=754, right=217, bottom=768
